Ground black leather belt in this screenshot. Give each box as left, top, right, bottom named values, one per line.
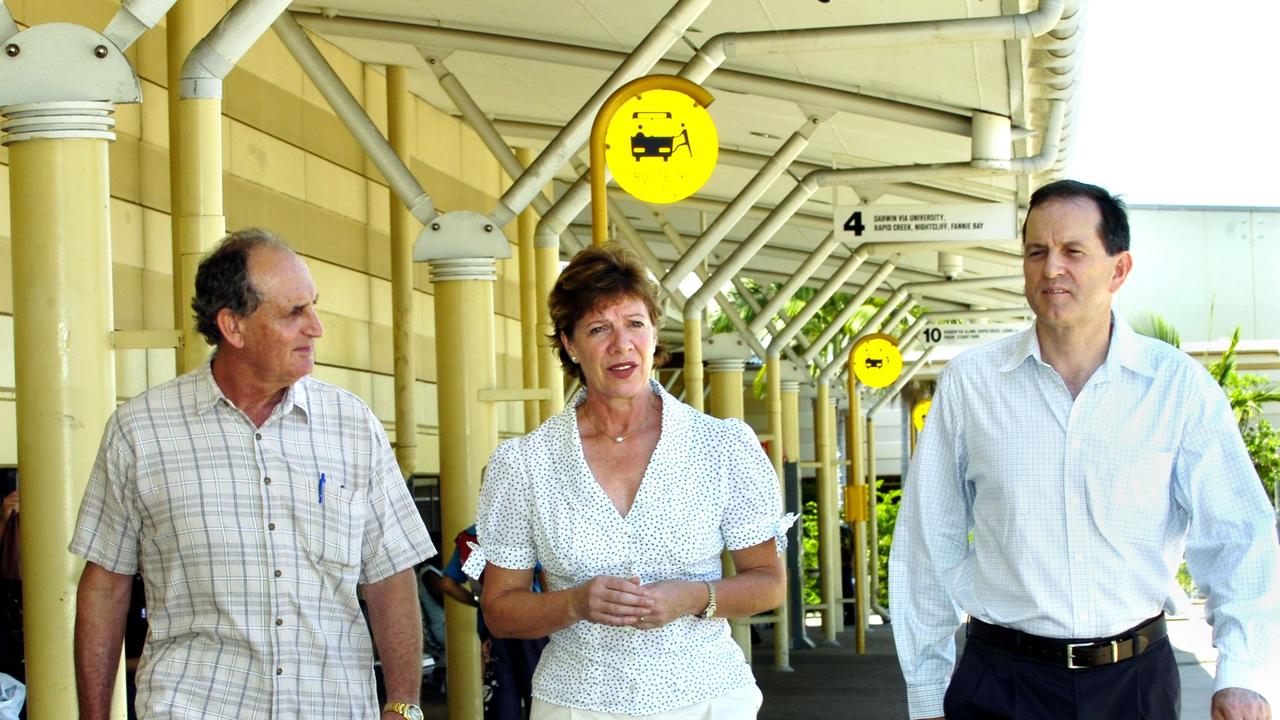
left=967, top=615, right=1167, bottom=670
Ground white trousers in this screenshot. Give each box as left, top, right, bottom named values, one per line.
left=530, top=684, right=763, bottom=720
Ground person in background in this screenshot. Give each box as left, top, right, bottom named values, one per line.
left=890, top=179, right=1280, bottom=720
left=70, top=229, right=434, bottom=720
left=467, top=243, right=793, bottom=719
left=445, top=524, right=546, bottom=719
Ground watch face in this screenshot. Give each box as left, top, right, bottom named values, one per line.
left=406, top=706, right=424, bottom=720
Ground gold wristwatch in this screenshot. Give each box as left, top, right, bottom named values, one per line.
left=383, top=702, right=424, bottom=720
left=699, top=580, right=718, bottom=619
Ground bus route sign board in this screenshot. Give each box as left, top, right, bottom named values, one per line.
left=834, top=203, right=1018, bottom=242
left=918, top=322, right=1027, bottom=347
left=604, top=87, right=718, bottom=204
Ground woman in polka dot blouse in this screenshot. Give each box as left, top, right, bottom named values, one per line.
left=464, top=243, right=796, bottom=719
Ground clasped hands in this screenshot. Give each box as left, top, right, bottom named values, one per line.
left=572, top=575, right=704, bottom=630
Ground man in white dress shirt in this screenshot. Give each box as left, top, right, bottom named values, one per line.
left=890, top=179, right=1279, bottom=720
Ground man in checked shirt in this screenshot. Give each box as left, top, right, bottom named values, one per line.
left=71, top=229, right=434, bottom=720
left=890, top=180, right=1279, bottom=720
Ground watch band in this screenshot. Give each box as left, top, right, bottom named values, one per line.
left=699, top=580, right=717, bottom=619
left=383, top=701, right=423, bottom=720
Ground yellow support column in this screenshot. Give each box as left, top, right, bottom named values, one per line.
left=704, top=338, right=752, bottom=658
left=535, top=244, right=564, bottom=421
left=7, top=118, right=124, bottom=719
left=845, top=371, right=868, bottom=654
left=683, top=321, right=704, bottom=411
left=516, top=148, right=542, bottom=432
left=174, top=94, right=225, bottom=373
left=815, top=381, right=840, bottom=646
left=387, top=66, right=419, bottom=477
left=763, top=353, right=790, bottom=670
left=429, top=258, right=497, bottom=720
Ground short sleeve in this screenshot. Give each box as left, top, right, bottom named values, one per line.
left=471, top=437, right=538, bottom=579
left=719, top=418, right=794, bottom=555
left=68, top=411, right=142, bottom=574
left=358, top=410, right=433, bottom=584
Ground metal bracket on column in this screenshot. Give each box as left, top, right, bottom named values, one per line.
left=0, top=23, right=141, bottom=106
left=413, top=210, right=512, bottom=263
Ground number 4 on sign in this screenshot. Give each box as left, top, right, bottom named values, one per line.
left=843, top=210, right=865, bottom=236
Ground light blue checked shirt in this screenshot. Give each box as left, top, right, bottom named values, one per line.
left=890, top=316, right=1280, bottom=719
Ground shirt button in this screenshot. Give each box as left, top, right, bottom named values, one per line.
left=276, top=617, right=283, bottom=626
left=276, top=667, right=283, bottom=676
left=268, top=523, right=276, bottom=531
left=264, top=477, right=271, bottom=485
left=256, top=433, right=263, bottom=441
left=274, top=569, right=283, bottom=578
left=627, top=681, right=636, bottom=693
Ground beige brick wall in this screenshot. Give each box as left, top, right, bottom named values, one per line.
left=0, top=2, right=532, bottom=471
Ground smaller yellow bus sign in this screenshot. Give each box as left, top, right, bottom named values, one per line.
left=850, top=333, right=903, bottom=389
left=604, top=88, right=717, bottom=204
left=911, top=399, right=932, bottom=432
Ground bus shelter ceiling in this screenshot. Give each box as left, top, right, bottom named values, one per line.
left=289, top=0, right=1072, bottom=313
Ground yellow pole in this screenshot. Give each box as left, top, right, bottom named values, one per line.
left=174, top=96, right=225, bottom=373
left=815, top=382, right=840, bottom=645
left=10, top=135, right=125, bottom=719
left=167, top=0, right=201, bottom=363
left=535, top=244, right=563, bottom=421
left=387, top=66, right=418, bottom=478
left=683, top=321, right=703, bottom=411
left=430, top=260, right=497, bottom=720
left=588, top=75, right=714, bottom=246
left=866, top=416, right=882, bottom=617
left=706, top=359, right=751, bottom=657
left=846, top=369, right=868, bottom=654
left=764, top=353, right=790, bottom=670
left=516, top=148, right=541, bottom=432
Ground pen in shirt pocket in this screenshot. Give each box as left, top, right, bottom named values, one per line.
left=318, top=472, right=325, bottom=504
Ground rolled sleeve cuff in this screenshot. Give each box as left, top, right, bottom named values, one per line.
left=723, top=512, right=799, bottom=557
left=465, top=543, right=536, bottom=580
left=906, top=682, right=948, bottom=719
left=1215, top=658, right=1280, bottom=710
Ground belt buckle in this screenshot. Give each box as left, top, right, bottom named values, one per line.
left=1066, top=640, right=1119, bottom=669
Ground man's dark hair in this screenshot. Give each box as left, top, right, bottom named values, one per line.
left=191, top=228, right=291, bottom=346
left=1022, top=179, right=1130, bottom=255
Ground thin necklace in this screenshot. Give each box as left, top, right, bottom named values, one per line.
left=582, top=405, right=651, bottom=443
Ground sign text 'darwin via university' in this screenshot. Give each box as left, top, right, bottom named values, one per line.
left=835, top=203, right=1018, bottom=242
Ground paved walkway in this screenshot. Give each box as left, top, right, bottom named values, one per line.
left=423, top=604, right=1221, bottom=719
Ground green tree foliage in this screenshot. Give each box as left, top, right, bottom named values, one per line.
left=1205, top=329, right=1280, bottom=503
left=875, top=480, right=901, bottom=610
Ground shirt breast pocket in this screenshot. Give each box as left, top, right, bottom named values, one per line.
left=1085, top=442, right=1174, bottom=546
left=300, top=484, right=362, bottom=568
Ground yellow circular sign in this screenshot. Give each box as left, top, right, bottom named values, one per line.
left=604, top=88, right=718, bottom=204
left=850, top=333, right=903, bottom=389
left=911, top=399, right=932, bottom=432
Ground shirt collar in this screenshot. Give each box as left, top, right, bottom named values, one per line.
left=997, top=311, right=1156, bottom=379
left=194, top=352, right=311, bottom=422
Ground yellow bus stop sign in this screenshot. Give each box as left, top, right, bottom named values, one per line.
left=850, top=333, right=903, bottom=389
left=911, top=398, right=932, bottom=432
left=604, top=87, right=717, bottom=204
